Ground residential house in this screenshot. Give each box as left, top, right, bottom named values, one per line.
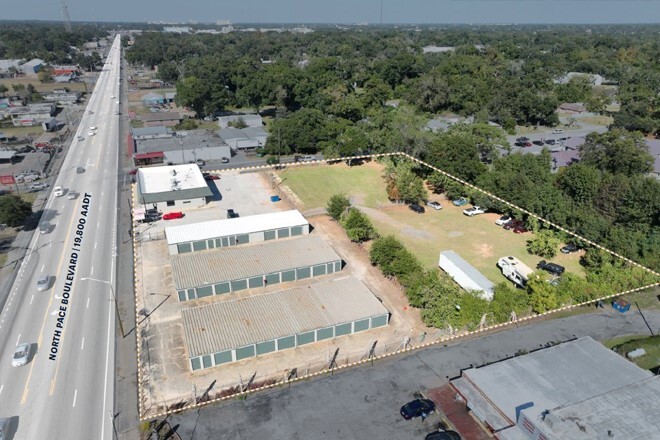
left=217, top=114, right=263, bottom=129
left=555, top=72, right=605, bottom=86
left=8, top=103, right=57, bottom=126
left=139, top=111, right=182, bottom=127
left=218, top=127, right=268, bottom=150
left=558, top=102, right=587, bottom=114
left=142, top=92, right=166, bottom=106
left=551, top=150, right=580, bottom=171
left=20, top=59, right=43, bottom=75
left=164, top=92, right=177, bottom=103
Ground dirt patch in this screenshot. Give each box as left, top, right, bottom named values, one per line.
left=448, top=231, right=464, bottom=238
left=475, top=243, right=494, bottom=258
left=358, top=206, right=432, bottom=240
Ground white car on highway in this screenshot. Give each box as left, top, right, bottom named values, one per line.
left=463, top=206, right=485, bottom=216
left=12, top=343, right=31, bottom=367
left=89, top=126, right=97, bottom=131
left=53, top=186, right=64, bottom=197
left=88, top=131, right=96, bottom=136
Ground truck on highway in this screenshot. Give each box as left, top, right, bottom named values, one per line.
left=497, top=256, right=535, bottom=288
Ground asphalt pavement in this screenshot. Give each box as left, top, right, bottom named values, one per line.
left=0, top=36, right=123, bottom=440
left=167, top=308, right=659, bottom=440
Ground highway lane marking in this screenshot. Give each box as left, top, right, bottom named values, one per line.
left=21, top=191, right=80, bottom=405
left=72, top=389, right=78, bottom=407
left=95, top=241, right=97, bottom=249
left=0, top=384, right=3, bottom=396
left=30, top=295, right=34, bottom=305
left=41, top=264, right=45, bottom=272
left=91, top=266, right=94, bottom=276
left=87, top=297, right=90, bottom=309
left=16, top=333, right=21, bottom=345
left=81, top=337, right=85, bottom=351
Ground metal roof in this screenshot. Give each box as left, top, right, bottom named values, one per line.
left=165, top=210, right=309, bottom=245
left=455, top=337, right=655, bottom=437
left=136, top=164, right=212, bottom=204
left=131, top=126, right=171, bottom=138
left=439, top=250, right=495, bottom=297
left=0, top=151, right=17, bottom=159
left=140, top=112, right=182, bottom=122
left=171, top=235, right=341, bottom=289
left=181, top=276, right=389, bottom=356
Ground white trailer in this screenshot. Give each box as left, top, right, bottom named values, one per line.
left=439, top=250, right=495, bottom=300
left=497, top=256, right=535, bottom=288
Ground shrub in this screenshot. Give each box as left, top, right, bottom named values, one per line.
left=326, top=194, right=351, bottom=221
left=340, top=208, right=377, bottom=243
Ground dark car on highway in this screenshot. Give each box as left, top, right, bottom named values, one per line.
left=400, top=398, right=436, bottom=420
left=227, top=209, right=239, bottom=219
left=409, top=204, right=425, bottom=214
left=537, top=260, right=565, bottom=276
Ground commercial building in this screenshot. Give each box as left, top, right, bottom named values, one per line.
left=439, top=251, right=495, bottom=300
left=181, top=276, right=389, bottom=370
left=131, top=126, right=172, bottom=140
left=451, top=337, right=660, bottom=440
left=43, top=91, right=81, bottom=104
left=136, top=164, right=212, bottom=210
left=140, top=111, right=182, bottom=127
left=20, top=58, right=43, bottom=75
left=218, top=126, right=268, bottom=150
left=165, top=209, right=310, bottom=254
left=171, top=234, right=342, bottom=301
left=8, top=103, right=57, bottom=127
left=134, top=129, right=231, bottom=165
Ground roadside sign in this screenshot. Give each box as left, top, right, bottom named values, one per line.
left=0, top=175, right=15, bottom=185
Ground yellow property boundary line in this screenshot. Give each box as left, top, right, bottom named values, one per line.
left=132, top=152, right=660, bottom=421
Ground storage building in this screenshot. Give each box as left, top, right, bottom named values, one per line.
left=451, top=337, right=660, bottom=439
left=439, top=251, right=495, bottom=300
left=171, top=234, right=342, bottom=301
left=136, top=164, right=212, bottom=210
left=181, top=276, right=390, bottom=370
left=165, top=209, right=310, bottom=254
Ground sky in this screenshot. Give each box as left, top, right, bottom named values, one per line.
left=5, top=0, right=660, bottom=24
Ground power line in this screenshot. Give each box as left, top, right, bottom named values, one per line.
left=60, top=0, right=72, bottom=33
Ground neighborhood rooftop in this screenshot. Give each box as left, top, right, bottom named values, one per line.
left=171, top=235, right=341, bottom=289
left=137, top=163, right=207, bottom=194
left=181, top=276, right=389, bottom=356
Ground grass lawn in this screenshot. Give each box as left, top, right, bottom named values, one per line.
left=0, top=126, right=44, bottom=138
left=604, top=334, right=660, bottom=371
left=0, top=77, right=87, bottom=94
left=279, top=162, right=390, bottom=210
left=578, top=115, right=613, bottom=126
left=282, top=161, right=584, bottom=283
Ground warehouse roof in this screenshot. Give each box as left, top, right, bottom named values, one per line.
left=439, top=250, right=495, bottom=299
left=140, top=111, right=182, bottom=122
left=453, top=337, right=655, bottom=437
left=136, top=164, right=212, bottom=204
left=181, top=276, right=389, bottom=356
left=136, top=130, right=229, bottom=154
left=131, top=126, right=172, bottom=138
left=0, top=151, right=17, bottom=160
left=165, top=209, right=308, bottom=245
left=217, top=114, right=263, bottom=129
left=171, top=235, right=341, bottom=289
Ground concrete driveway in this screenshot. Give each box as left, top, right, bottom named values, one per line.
left=165, top=307, right=660, bottom=440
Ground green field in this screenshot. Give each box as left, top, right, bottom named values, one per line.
left=279, top=162, right=390, bottom=209
left=281, top=162, right=584, bottom=282
left=604, top=334, right=660, bottom=371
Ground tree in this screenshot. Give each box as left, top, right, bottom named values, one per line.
left=37, top=67, right=53, bottom=83
left=527, top=276, right=559, bottom=313
left=556, top=164, right=601, bottom=205
left=395, top=163, right=427, bottom=204
left=340, top=208, right=377, bottom=243
left=489, top=282, right=530, bottom=323
left=175, top=76, right=209, bottom=117
left=0, top=195, right=33, bottom=227
left=526, top=230, right=561, bottom=258
left=0, top=84, right=7, bottom=96
left=327, top=194, right=351, bottom=221
left=227, top=116, right=248, bottom=129
left=579, top=130, right=653, bottom=176
left=426, top=132, right=486, bottom=183
left=174, top=119, right=198, bottom=130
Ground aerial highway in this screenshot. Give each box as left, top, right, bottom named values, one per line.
left=0, top=35, right=122, bottom=439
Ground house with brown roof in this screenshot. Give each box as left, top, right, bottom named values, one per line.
left=139, top=111, right=182, bottom=127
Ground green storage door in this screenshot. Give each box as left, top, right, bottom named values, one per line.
left=265, top=273, right=280, bottom=285
left=236, top=234, right=249, bottom=244
left=296, top=331, right=315, bottom=346
left=231, top=279, right=248, bottom=292
left=202, top=355, right=213, bottom=369
left=296, top=267, right=311, bottom=279
left=264, top=230, right=276, bottom=240
left=277, top=335, right=296, bottom=350
left=353, top=318, right=370, bottom=333
left=371, top=314, right=388, bottom=328
left=256, top=340, right=276, bottom=355
left=235, top=345, right=256, bottom=361
left=214, top=351, right=233, bottom=365
left=190, top=357, right=202, bottom=371
left=281, top=270, right=296, bottom=282
left=316, top=327, right=334, bottom=341
left=214, top=282, right=230, bottom=295
left=312, top=264, right=326, bottom=276
left=177, top=243, right=192, bottom=254
left=277, top=228, right=290, bottom=239
left=335, top=323, right=352, bottom=336
left=192, top=240, right=207, bottom=251
left=248, top=276, right=264, bottom=289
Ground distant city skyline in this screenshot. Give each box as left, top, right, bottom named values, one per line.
left=3, top=0, right=660, bottom=24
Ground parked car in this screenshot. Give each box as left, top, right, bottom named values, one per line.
left=36, top=275, right=53, bottom=291
left=512, top=222, right=529, bottom=234
left=532, top=140, right=544, bottom=146
left=537, top=260, right=565, bottom=276
left=221, top=157, right=229, bottom=163
left=552, top=128, right=564, bottom=134
left=67, top=191, right=79, bottom=200
left=516, top=136, right=530, bottom=142
left=53, top=186, right=64, bottom=197
left=409, top=204, right=425, bottom=214
left=162, top=211, right=184, bottom=220
left=301, top=155, right=316, bottom=162
left=425, top=431, right=462, bottom=440
left=12, top=343, right=31, bottom=367
left=560, top=243, right=580, bottom=254
left=545, top=139, right=556, bottom=145
left=503, top=219, right=522, bottom=231
left=463, top=206, right=485, bottom=216
left=400, top=399, right=436, bottom=420
left=227, top=209, right=239, bottom=219
left=427, top=201, right=442, bottom=210
left=522, top=141, right=533, bottom=147
left=29, top=182, right=49, bottom=191
left=495, top=215, right=513, bottom=226
left=452, top=197, right=468, bottom=206
left=76, top=167, right=85, bottom=174
left=196, top=159, right=205, bottom=166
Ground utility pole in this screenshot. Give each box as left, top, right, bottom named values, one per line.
left=60, top=0, right=72, bottom=32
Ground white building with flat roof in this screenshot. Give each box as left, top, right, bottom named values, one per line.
left=165, top=209, right=310, bottom=254
left=136, top=164, right=212, bottom=210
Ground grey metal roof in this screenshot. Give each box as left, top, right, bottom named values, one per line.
left=455, top=337, right=654, bottom=436
left=171, top=235, right=341, bottom=289
left=181, top=276, right=389, bottom=356
left=440, top=251, right=495, bottom=294
left=131, top=126, right=171, bottom=138
left=140, top=111, right=182, bottom=122
left=136, top=133, right=229, bottom=154
left=137, top=186, right=212, bottom=204
left=0, top=151, right=17, bottom=159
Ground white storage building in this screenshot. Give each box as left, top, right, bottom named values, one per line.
left=136, top=164, right=212, bottom=210
left=165, top=209, right=310, bottom=254
left=439, top=250, right=495, bottom=300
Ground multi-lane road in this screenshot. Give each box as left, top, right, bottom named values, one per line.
left=0, top=35, right=122, bottom=439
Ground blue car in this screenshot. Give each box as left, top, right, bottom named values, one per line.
left=452, top=197, right=468, bottom=206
